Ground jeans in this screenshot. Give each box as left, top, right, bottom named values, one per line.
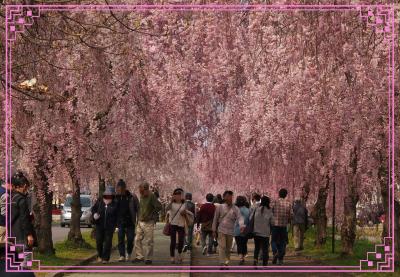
left=201, top=230, right=213, bottom=254
left=235, top=236, right=248, bottom=256
left=118, top=224, right=135, bottom=257
left=271, top=226, right=287, bottom=262
left=170, top=225, right=185, bottom=257
left=96, top=227, right=115, bottom=261
left=254, top=235, right=270, bottom=265
left=185, top=224, right=194, bottom=250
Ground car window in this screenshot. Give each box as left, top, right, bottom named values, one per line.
left=64, top=196, right=91, bottom=208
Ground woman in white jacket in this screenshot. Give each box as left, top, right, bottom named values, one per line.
left=166, top=188, right=193, bottom=264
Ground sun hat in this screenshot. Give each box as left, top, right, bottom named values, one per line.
left=103, top=186, right=116, bottom=196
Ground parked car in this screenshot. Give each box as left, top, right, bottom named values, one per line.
left=60, top=194, right=93, bottom=228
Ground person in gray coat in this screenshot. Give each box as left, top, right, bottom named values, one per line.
left=250, top=196, right=273, bottom=267
left=292, top=199, right=308, bottom=251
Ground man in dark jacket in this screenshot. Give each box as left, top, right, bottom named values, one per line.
left=183, top=192, right=196, bottom=252
left=10, top=172, right=35, bottom=269
left=91, top=186, right=118, bottom=263
left=115, top=179, right=139, bottom=262
left=292, top=199, right=308, bottom=251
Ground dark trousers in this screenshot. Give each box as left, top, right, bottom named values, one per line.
left=201, top=230, right=214, bottom=254
left=170, top=225, right=185, bottom=257
left=96, top=227, right=114, bottom=261
left=118, top=224, right=135, bottom=257
left=271, top=226, right=287, bottom=261
left=254, top=235, right=270, bottom=265
left=235, top=236, right=248, bottom=255
left=185, top=224, right=194, bottom=250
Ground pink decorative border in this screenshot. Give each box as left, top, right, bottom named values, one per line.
left=3, top=3, right=397, bottom=273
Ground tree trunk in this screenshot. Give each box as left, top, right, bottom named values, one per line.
left=312, top=175, right=329, bottom=247
left=65, top=158, right=84, bottom=246
left=378, top=151, right=390, bottom=240
left=340, top=193, right=359, bottom=255
left=341, top=145, right=359, bottom=256
left=98, top=173, right=105, bottom=199
left=32, top=159, right=55, bottom=255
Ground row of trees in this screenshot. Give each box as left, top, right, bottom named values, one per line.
left=0, top=0, right=399, bottom=261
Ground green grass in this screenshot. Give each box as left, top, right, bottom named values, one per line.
left=288, top=226, right=376, bottom=266
left=35, top=229, right=117, bottom=266
left=288, top=226, right=399, bottom=275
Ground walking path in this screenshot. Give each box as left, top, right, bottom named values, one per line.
left=63, top=223, right=353, bottom=277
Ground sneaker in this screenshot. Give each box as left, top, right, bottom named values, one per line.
left=132, top=258, right=144, bottom=263
left=96, top=257, right=102, bottom=263
left=144, top=260, right=152, bottom=265
left=253, top=259, right=258, bottom=266
left=202, top=246, right=207, bottom=255
left=102, top=260, right=108, bottom=264
left=119, top=256, right=125, bottom=262
left=126, top=254, right=132, bottom=262
left=278, top=259, right=283, bottom=266
left=272, top=254, right=278, bottom=265
left=182, top=245, right=188, bottom=253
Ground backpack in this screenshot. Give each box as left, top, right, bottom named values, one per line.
left=0, top=187, right=6, bottom=226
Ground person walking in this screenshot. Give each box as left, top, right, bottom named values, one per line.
left=10, top=172, right=35, bottom=268
left=133, top=181, right=162, bottom=264
left=166, top=188, right=194, bottom=264
left=251, top=196, right=273, bottom=267
left=183, top=192, right=196, bottom=252
left=91, top=186, right=118, bottom=264
left=196, top=193, right=215, bottom=256
left=212, top=191, right=245, bottom=268
left=292, top=198, right=308, bottom=252
left=115, top=179, right=139, bottom=262
left=234, top=196, right=250, bottom=265
left=271, top=188, right=292, bottom=265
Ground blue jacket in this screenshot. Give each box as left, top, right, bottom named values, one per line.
left=234, top=206, right=250, bottom=237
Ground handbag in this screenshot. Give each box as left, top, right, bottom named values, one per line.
left=244, top=208, right=257, bottom=239
left=163, top=202, right=183, bottom=236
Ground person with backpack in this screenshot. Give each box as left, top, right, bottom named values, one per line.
left=115, top=179, right=139, bottom=262
left=292, top=198, right=308, bottom=251
left=165, top=188, right=194, bottom=264
left=183, top=192, right=196, bottom=252
left=251, top=196, right=273, bottom=267
left=196, top=193, right=215, bottom=256
left=91, top=186, right=118, bottom=264
left=10, top=171, right=35, bottom=268
left=0, top=179, right=8, bottom=246
left=234, top=196, right=250, bottom=265
left=212, top=191, right=245, bottom=268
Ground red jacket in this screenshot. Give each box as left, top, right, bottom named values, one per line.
left=197, top=202, right=216, bottom=224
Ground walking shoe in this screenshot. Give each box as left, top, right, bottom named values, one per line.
left=126, top=254, right=132, bottom=262
left=278, top=259, right=283, bottom=266
left=144, top=260, right=152, bottom=265
left=170, top=257, right=175, bottom=264
left=102, top=260, right=108, bottom=264
left=202, top=246, right=207, bottom=255
left=132, top=258, right=144, bottom=263
left=253, top=259, right=258, bottom=266
left=96, top=257, right=102, bottom=263
left=182, top=245, right=188, bottom=253
left=118, top=256, right=125, bottom=262
left=272, top=254, right=278, bottom=265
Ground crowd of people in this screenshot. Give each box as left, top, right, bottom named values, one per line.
left=0, top=171, right=310, bottom=269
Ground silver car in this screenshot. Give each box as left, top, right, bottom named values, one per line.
left=60, top=195, right=93, bottom=228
